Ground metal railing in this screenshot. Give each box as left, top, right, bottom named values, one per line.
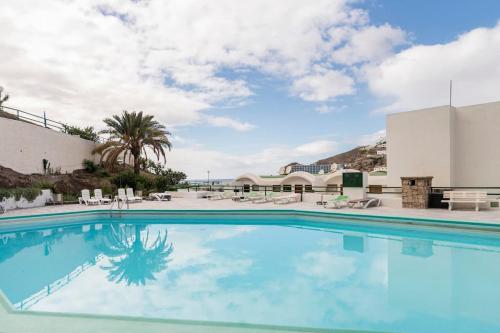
left=0, top=105, right=66, bottom=131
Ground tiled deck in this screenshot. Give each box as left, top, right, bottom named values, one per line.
left=2, top=196, right=500, bottom=225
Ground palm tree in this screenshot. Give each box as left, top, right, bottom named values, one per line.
left=101, top=225, right=174, bottom=286
left=93, top=111, right=172, bottom=174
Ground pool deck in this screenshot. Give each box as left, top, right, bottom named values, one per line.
left=2, top=196, right=500, bottom=225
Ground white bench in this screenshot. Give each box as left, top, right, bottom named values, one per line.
left=442, top=191, right=487, bottom=211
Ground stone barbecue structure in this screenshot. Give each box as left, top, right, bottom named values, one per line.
left=401, top=176, right=433, bottom=209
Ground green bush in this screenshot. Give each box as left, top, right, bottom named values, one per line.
left=63, top=125, right=100, bottom=142
left=137, top=176, right=155, bottom=192
left=111, top=171, right=138, bottom=189
left=34, top=180, right=57, bottom=193
left=101, top=183, right=113, bottom=195
left=0, top=187, right=42, bottom=202
left=97, top=168, right=110, bottom=177
left=82, top=159, right=98, bottom=173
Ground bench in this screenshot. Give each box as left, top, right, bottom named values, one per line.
left=442, top=191, right=487, bottom=211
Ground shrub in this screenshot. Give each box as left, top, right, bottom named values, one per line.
left=136, top=176, right=155, bottom=192
left=97, top=168, right=110, bottom=177
left=101, top=183, right=113, bottom=196
left=111, top=171, right=138, bottom=189
left=34, top=180, right=57, bottom=193
left=82, top=159, right=98, bottom=173
left=63, top=125, right=100, bottom=142
left=0, top=187, right=42, bottom=202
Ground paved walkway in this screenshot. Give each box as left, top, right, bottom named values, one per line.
left=3, top=196, right=500, bottom=225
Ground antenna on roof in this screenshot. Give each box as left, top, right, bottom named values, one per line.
left=449, top=80, right=453, bottom=107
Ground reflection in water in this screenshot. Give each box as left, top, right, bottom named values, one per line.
left=401, top=238, right=434, bottom=258
left=1, top=218, right=500, bottom=333
left=101, top=225, right=173, bottom=286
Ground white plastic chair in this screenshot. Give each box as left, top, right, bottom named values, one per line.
left=94, top=189, right=112, bottom=204
left=79, top=189, right=99, bottom=205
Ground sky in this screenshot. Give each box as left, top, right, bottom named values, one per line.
left=1, top=0, right=500, bottom=179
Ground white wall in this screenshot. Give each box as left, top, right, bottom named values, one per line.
left=452, top=101, right=500, bottom=186
left=387, top=106, right=454, bottom=187
left=387, top=101, right=500, bottom=188
left=0, top=117, right=97, bottom=174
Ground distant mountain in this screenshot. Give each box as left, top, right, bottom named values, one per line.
left=315, top=144, right=386, bottom=172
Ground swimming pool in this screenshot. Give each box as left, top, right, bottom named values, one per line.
left=1, top=210, right=500, bottom=333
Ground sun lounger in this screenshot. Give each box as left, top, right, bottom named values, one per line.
left=149, top=192, right=172, bottom=201
left=79, top=189, right=100, bottom=206
left=324, top=195, right=350, bottom=209
left=206, top=192, right=223, bottom=200
left=237, top=192, right=264, bottom=202
left=126, top=188, right=143, bottom=202
left=273, top=193, right=300, bottom=205
left=273, top=194, right=300, bottom=205
left=196, top=191, right=209, bottom=199
left=252, top=192, right=277, bottom=204
left=347, top=197, right=381, bottom=209
left=116, top=188, right=134, bottom=203
left=94, top=189, right=112, bottom=204
left=208, top=191, right=233, bottom=200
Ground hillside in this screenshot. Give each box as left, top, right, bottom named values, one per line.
left=315, top=145, right=386, bottom=172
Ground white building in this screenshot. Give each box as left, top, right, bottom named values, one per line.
left=234, top=169, right=386, bottom=189
left=387, top=101, right=500, bottom=187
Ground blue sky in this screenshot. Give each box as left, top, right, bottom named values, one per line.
left=1, top=0, right=500, bottom=178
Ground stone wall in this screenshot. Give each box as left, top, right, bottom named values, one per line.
left=401, top=177, right=433, bottom=209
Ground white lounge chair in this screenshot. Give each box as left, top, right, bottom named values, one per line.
left=94, top=189, right=112, bottom=204
left=251, top=192, right=280, bottom=204
left=116, top=188, right=131, bottom=203
left=324, top=195, right=350, bottom=209
left=273, top=193, right=300, bottom=205
left=149, top=192, right=172, bottom=201
left=347, top=197, right=381, bottom=209
left=79, top=189, right=99, bottom=206
left=126, top=188, right=143, bottom=202
left=209, top=191, right=234, bottom=200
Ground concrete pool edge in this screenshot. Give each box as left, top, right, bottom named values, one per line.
left=1, top=208, right=500, bottom=232
left=0, top=290, right=390, bottom=333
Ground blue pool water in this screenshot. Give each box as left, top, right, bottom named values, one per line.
left=1, top=213, right=500, bottom=332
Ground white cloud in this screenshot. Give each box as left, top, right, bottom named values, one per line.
left=205, top=116, right=255, bottom=132
left=314, top=104, right=346, bottom=114
left=297, top=251, right=356, bottom=284
left=357, top=129, right=386, bottom=146
left=295, top=140, right=337, bottom=155
left=364, top=23, right=500, bottom=113
left=166, top=139, right=338, bottom=178
left=292, top=68, right=355, bottom=102
left=331, top=24, right=407, bottom=65
left=0, top=0, right=406, bottom=129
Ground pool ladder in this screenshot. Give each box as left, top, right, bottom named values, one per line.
left=109, top=197, right=129, bottom=217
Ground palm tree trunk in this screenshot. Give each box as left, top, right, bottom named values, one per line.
left=133, top=153, right=141, bottom=175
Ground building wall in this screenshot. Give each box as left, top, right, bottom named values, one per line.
left=387, top=106, right=455, bottom=187
left=452, top=102, right=500, bottom=187
left=387, top=101, right=500, bottom=188
left=0, top=117, right=96, bottom=174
